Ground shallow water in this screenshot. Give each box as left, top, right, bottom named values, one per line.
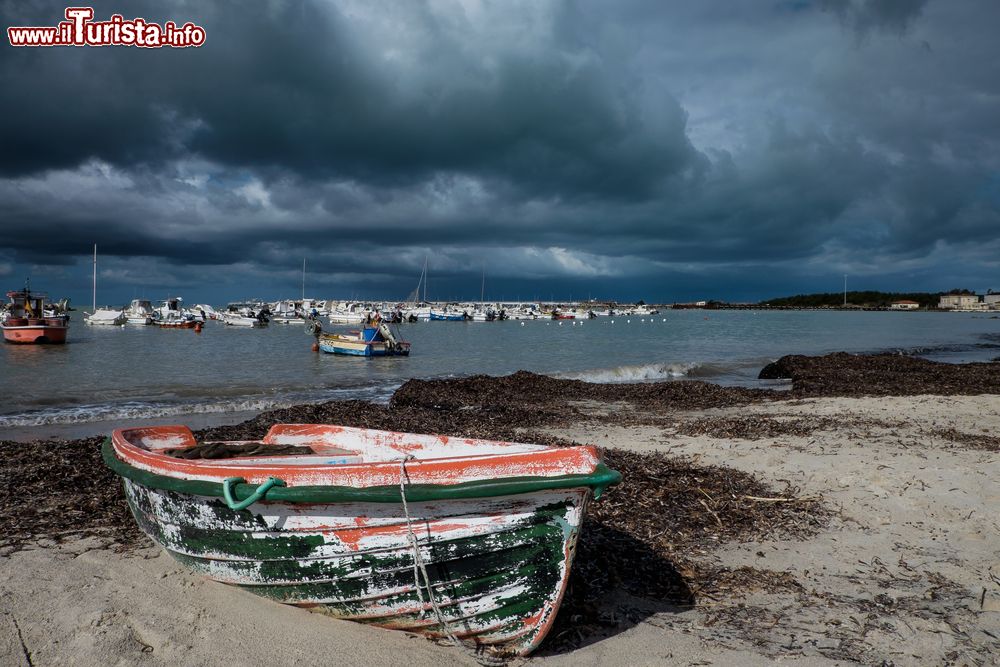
left=1, top=310, right=998, bottom=429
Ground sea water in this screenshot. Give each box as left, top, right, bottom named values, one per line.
left=1, top=310, right=998, bottom=430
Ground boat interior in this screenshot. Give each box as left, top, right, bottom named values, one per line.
left=116, top=424, right=553, bottom=466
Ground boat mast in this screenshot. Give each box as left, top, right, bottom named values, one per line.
left=302, top=258, right=306, bottom=301
left=481, top=265, right=485, bottom=304
left=422, top=255, right=428, bottom=303
left=92, top=244, right=97, bottom=313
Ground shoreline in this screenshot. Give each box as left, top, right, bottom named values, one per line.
left=0, top=409, right=262, bottom=444
left=5, top=349, right=999, bottom=445
left=2, top=351, right=999, bottom=665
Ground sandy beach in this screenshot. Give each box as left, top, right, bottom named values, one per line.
left=2, top=353, right=999, bottom=666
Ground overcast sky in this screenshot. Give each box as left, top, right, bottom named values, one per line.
left=2, top=0, right=998, bottom=305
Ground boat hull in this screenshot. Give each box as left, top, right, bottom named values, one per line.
left=223, top=316, right=264, bottom=327
left=1, top=323, right=68, bottom=344
left=319, top=341, right=408, bottom=356
left=318, top=334, right=410, bottom=357
left=121, top=479, right=586, bottom=655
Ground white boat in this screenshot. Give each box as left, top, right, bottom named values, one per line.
left=222, top=313, right=263, bottom=327
left=84, top=245, right=126, bottom=325
left=402, top=304, right=432, bottom=321
left=328, top=303, right=367, bottom=324
left=271, top=312, right=301, bottom=324
left=85, top=307, right=126, bottom=326
left=155, top=297, right=199, bottom=328
left=124, top=299, right=155, bottom=325
left=192, top=304, right=219, bottom=321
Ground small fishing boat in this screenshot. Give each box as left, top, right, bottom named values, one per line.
left=1, top=287, right=69, bottom=344
left=430, top=310, right=467, bottom=321
left=103, top=424, right=619, bottom=656
left=319, top=320, right=410, bottom=356
left=156, top=297, right=199, bottom=328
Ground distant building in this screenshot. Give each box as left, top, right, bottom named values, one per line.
left=890, top=300, right=920, bottom=310
left=938, top=294, right=981, bottom=310
left=985, top=293, right=1000, bottom=308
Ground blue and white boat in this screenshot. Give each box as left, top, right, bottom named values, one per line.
left=429, top=309, right=467, bottom=321
left=318, top=321, right=410, bottom=357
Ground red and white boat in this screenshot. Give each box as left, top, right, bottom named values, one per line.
left=1, top=287, right=69, bottom=344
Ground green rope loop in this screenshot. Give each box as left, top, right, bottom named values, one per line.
left=222, top=476, right=286, bottom=510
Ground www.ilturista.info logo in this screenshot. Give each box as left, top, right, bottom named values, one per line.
left=8, top=7, right=205, bottom=48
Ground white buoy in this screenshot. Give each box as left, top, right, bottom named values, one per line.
left=627, top=319, right=631, bottom=323
left=611, top=319, right=615, bottom=324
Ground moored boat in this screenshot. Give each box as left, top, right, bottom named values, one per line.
left=222, top=311, right=267, bottom=327
left=429, top=309, right=468, bottom=321
left=103, top=424, right=620, bottom=656
left=156, top=297, right=199, bottom=328
left=85, top=307, right=126, bottom=326
left=1, top=287, right=69, bottom=344
left=125, top=299, right=156, bottom=325
left=318, top=319, right=410, bottom=356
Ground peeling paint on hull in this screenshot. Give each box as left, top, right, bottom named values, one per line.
left=123, top=480, right=587, bottom=655
left=105, top=424, right=620, bottom=655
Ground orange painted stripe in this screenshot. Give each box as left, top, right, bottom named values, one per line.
left=111, top=427, right=600, bottom=487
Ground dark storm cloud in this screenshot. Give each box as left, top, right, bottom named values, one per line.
left=0, top=1, right=698, bottom=198
left=1, top=0, right=999, bottom=303
left=819, top=0, right=928, bottom=36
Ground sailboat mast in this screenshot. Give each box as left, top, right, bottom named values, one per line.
left=92, top=244, right=97, bottom=312
left=302, top=258, right=306, bottom=301
left=481, top=266, right=485, bottom=303
left=423, top=255, right=428, bottom=302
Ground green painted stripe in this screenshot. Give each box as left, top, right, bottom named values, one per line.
left=125, top=488, right=568, bottom=560
left=103, top=438, right=620, bottom=504
left=126, top=489, right=570, bottom=565
left=166, top=525, right=557, bottom=585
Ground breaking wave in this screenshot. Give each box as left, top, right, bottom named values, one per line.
left=0, top=384, right=398, bottom=429
left=556, top=362, right=714, bottom=384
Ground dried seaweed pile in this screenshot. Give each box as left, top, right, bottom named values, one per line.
left=391, top=370, right=774, bottom=415
left=928, top=427, right=1000, bottom=452
left=759, top=352, right=1000, bottom=396
left=674, top=415, right=842, bottom=440
left=672, top=414, right=904, bottom=440
left=0, top=436, right=145, bottom=552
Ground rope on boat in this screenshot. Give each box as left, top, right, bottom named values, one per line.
left=221, top=476, right=286, bottom=511
left=397, top=456, right=508, bottom=666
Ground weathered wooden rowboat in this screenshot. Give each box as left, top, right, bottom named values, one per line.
left=103, top=424, right=620, bottom=656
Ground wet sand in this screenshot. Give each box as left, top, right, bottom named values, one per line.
left=2, top=353, right=999, bottom=665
